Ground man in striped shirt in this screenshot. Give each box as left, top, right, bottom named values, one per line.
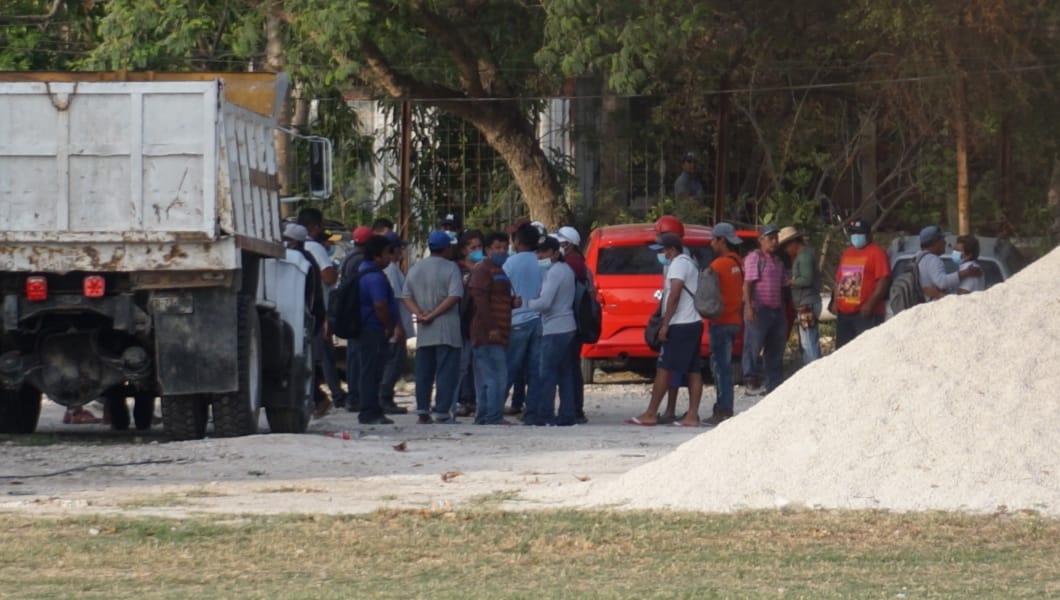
left=742, top=224, right=789, bottom=394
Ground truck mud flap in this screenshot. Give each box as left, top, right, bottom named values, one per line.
left=152, top=287, right=238, bottom=395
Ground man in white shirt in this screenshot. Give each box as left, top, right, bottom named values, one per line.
left=955, top=235, right=986, bottom=294
left=298, top=208, right=343, bottom=414
left=627, top=232, right=704, bottom=427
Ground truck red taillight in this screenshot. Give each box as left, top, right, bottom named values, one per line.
left=25, top=276, right=48, bottom=301
left=83, top=275, right=106, bottom=298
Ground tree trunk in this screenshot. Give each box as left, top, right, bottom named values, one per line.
left=264, top=6, right=292, bottom=217
left=459, top=103, right=567, bottom=229
left=1048, top=158, right=1060, bottom=242
left=953, top=72, right=971, bottom=235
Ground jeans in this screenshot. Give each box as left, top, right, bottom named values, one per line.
left=355, top=327, right=387, bottom=423
left=797, top=298, right=823, bottom=364
left=379, top=340, right=406, bottom=403
left=533, top=330, right=576, bottom=426
left=744, top=306, right=787, bottom=392
left=505, top=318, right=542, bottom=411
left=709, top=323, right=740, bottom=416
left=453, top=339, right=475, bottom=407
left=835, top=312, right=883, bottom=349
left=314, top=333, right=344, bottom=402
left=472, top=345, right=508, bottom=424
left=345, top=341, right=360, bottom=408
left=414, top=344, right=461, bottom=419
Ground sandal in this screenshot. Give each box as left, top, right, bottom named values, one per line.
left=63, top=408, right=102, bottom=425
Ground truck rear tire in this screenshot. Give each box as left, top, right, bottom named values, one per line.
left=162, top=394, right=210, bottom=440
left=0, top=384, right=43, bottom=434
left=265, top=319, right=314, bottom=434
left=212, top=295, right=262, bottom=437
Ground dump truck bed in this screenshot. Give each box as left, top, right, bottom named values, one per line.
left=0, top=73, right=286, bottom=274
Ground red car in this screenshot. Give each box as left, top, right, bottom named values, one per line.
left=580, top=223, right=758, bottom=382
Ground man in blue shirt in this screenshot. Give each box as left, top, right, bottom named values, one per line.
left=503, top=222, right=545, bottom=417
left=355, top=235, right=402, bottom=425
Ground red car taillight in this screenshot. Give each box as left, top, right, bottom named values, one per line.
left=25, top=276, right=48, bottom=301
left=83, top=275, right=106, bottom=298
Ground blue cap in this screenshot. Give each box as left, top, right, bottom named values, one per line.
left=712, top=222, right=742, bottom=245
left=427, top=230, right=452, bottom=250
left=919, top=225, right=945, bottom=246
left=649, top=232, right=683, bottom=251
left=760, top=224, right=780, bottom=237
left=384, top=231, right=407, bottom=248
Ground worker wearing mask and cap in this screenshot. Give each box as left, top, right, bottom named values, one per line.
left=832, top=219, right=891, bottom=349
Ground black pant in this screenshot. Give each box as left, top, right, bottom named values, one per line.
left=356, top=327, right=387, bottom=423
left=835, top=312, right=883, bottom=349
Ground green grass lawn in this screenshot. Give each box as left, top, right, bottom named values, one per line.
left=3, top=509, right=1058, bottom=598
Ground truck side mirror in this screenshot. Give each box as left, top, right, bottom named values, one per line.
left=308, top=137, right=333, bottom=200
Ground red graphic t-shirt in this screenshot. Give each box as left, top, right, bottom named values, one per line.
left=834, top=243, right=890, bottom=315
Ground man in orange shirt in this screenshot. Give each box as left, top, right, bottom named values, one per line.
left=832, top=219, right=891, bottom=348
left=704, top=222, right=745, bottom=426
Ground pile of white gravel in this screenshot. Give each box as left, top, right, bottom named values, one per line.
left=585, top=245, right=1060, bottom=515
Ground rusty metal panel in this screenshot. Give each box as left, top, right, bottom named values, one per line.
left=0, top=238, right=240, bottom=274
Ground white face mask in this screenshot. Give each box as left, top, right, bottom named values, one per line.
left=951, top=250, right=963, bottom=265
left=537, top=258, right=552, bottom=269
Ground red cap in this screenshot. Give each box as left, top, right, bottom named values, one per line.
left=352, top=226, right=373, bottom=245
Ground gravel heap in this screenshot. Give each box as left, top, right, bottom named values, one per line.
left=585, top=245, right=1060, bottom=515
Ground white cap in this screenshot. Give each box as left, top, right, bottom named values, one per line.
left=555, top=226, right=581, bottom=247
left=283, top=223, right=308, bottom=242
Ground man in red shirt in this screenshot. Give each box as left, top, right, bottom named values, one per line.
left=704, top=222, right=744, bottom=426
left=832, top=219, right=891, bottom=348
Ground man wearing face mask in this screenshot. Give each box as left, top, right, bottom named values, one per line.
left=527, top=236, right=578, bottom=426
left=502, top=222, right=545, bottom=417
left=628, top=232, right=704, bottom=427
left=468, top=231, right=520, bottom=425
left=832, top=218, right=891, bottom=349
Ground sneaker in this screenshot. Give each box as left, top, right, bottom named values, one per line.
left=701, top=413, right=732, bottom=426
left=63, top=408, right=102, bottom=425
left=360, top=416, right=394, bottom=425
left=417, top=414, right=433, bottom=425
left=381, top=402, right=408, bottom=415
left=312, top=398, right=332, bottom=419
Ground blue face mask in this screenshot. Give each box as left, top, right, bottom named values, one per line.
left=951, top=250, right=963, bottom=265
left=469, top=249, right=484, bottom=263
left=657, top=252, right=671, bottom=267
left=489, top=252, right=507, bottom=267
left=850, top=234, right=868, bottom=249
left=538, top=258, right=552, bottom=269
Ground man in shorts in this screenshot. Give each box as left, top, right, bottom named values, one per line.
left=627, top=232, right=704, bottom=427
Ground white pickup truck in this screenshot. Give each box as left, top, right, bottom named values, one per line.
left=0, top=72, right=320, bottom=440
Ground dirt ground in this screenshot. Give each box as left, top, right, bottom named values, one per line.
left=0, top=371, right=765, bottom=517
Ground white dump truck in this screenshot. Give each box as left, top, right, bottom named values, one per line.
left=0, top=72, right=320, bottom=440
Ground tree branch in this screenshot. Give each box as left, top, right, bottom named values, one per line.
left=0, top=0, right=64, bottom=22
left=405, top=1, right=485, bottom=96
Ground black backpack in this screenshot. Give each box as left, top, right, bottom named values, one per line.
left=573, top=276, right=602, bottom=344
left=888, top=253, right=927, bottom=316
left=328, top=264, right=381, bottom=339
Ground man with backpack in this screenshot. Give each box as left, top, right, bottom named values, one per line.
left=555, top=226, right=594, bottom=425
left=704, top=222, right=744, bottom=426
left=353, top=235, right=402, bottom=425
left=627, top=232, right=704, bottom=427
left=917, top=225, right=982, bottom=300
left=833, top=219, right=891, bottom=349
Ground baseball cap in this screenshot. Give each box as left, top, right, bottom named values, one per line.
left=352, top=225, right=373, bottom=245
left=711, top=222, right=742, bottom=245
left=759, top=224, right=780, bottom=237
left=919, top=225, right=945, bottom=246
left=649, top=232, right=683, bottom=251
left=555, top=226, right=581, bottom=247
left=427, top=230, right=452, bottom=250
left=777, top=226, right=801, bottom=246
left=682, top=152, right=696, bottom=163
left=282, top=223, right=308, bottom=242
left=384, top=231, right=408, bottom=248
left=846, top=219, right=870, bottom=234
